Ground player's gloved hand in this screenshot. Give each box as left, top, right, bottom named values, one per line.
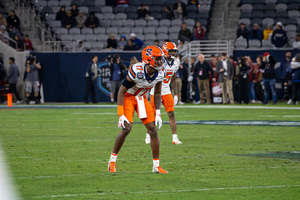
left=118, top=115, right=130, bottom=129
left=155, top=110, right=162, bottom=129
left=174, top=95, right=178, bottom=105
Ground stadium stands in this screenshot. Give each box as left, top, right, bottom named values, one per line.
left=237, top=0, right=300, bottom=49
left=30, top=0, right=213, bottom=51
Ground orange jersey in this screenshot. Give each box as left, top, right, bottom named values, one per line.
left=127, top=62, right=165, bottom=97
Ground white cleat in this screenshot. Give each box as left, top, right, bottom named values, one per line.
left=172, top=140, right=182, bottom=145
left=145, top=133, right=150, bottom=144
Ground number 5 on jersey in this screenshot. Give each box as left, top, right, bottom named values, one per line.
left=163, top=71, right=173, bottom=84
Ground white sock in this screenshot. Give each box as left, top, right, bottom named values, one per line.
left=172, top=134, right=178, bottom=141
left=146, top=133, right=150, bottom=138
left=111, top=99, right=114, bottom=102
left=110, top=152, right=118, bottom=163
left=153, top=159, right=159, bottom=168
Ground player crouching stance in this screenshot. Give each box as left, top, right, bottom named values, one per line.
left=108, top=46, right=168, bottom=173
left=145, top=42, right=182, bottom=145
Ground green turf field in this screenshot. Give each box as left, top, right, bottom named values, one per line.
left=0, top=104, right=300, bottom=199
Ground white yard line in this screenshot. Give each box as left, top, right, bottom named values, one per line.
left=31, top=184, right=300, bottom=198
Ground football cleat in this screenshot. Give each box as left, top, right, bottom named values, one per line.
left=152, top=166, right=168, bottom=173
left=145, top=133, right=150, bottom=144
left=108, top=161, right=117, bottom=173
left=172, top=140, right=182, bottom=145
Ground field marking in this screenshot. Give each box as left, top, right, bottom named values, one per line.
left=12, top=166, right=300, bottom=180
left=31, top=184, right=300, bottom=198
left=1, top=104, right=300, bottom=110
left=71, top=113, right=115, bottom=115
left=283, top=115, right=300, bottom=118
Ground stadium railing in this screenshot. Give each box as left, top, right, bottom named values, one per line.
left=0, top=32, right=17, bottom=49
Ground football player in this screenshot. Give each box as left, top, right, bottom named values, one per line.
left=145, top=42, right=182, bottom=145
left=108, top=46, right=168, bottom=174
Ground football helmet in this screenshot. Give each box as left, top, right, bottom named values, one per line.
left=162, top=42, right=178, bottom=59
left=142, top=46, right=164, bottom=71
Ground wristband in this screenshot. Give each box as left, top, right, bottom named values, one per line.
left=118, top=105, right=124, bottom=116
left=156, top=109, right=161, bottom=115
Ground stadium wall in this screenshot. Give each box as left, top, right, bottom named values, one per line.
left=34, top=52, right=141, bottom=102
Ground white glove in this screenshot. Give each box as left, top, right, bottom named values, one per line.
left=155, top=110, right=162, bottom=129
left=118, top=115, right=130, bottom=129
left=174, top=95, right=178, bottom=105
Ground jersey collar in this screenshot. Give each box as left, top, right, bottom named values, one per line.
left=166, top=59, right=174, bottom=67
left=144, top=67, right=158, bottom=83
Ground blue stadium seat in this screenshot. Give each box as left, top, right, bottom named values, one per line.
left=287, top=4, right=299, bottom=11
left=251, top=18, right=262, bottom=26
left=152, top=12, right=163, bottom=20
left=125, top=6, right=137, bottom=13
left=252, top=11, right=263, bottom=18
left=264, top=3, right=276, bottom=11
left=240, top=11, right=251, bottom=19
left=197, top=11, right=209, bottom=19
left=129, top=0, right=141, bottom=6
left=127, top=12, right=138, bottom=19
left=187, top=5, right=198, bottom=13
left=114, top=7, right=125, bottom=13
left=264, top=11, right=276, bottom=18
left=276, top=11, right=288, bottom=18
left=187, top=12, right=197, bottom=19
left=152, top=0, right=164, bottom=6
left=253, top=4, right=264, bottom=11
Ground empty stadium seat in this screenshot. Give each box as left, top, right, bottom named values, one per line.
left=160, top=19, right=171, bottom=27
left=288, top=10, right=300, bottom=18
left=119, top=27, right=131, bottom=34
left=264, top=11, right=276, bottom=18
left=71, top=0, right=82, bottom=6
left=111, top=20, right=123, bottom=27
left=82, top=0, right=94, bottom=7
left=46, top=14, right=56, bottom=21
left=152, top=0, right=164, bottom=6
left=82, top=42, right=91, bottom=49
left=94, top=27, right=106, bottom=34
left=274, top=18, right=286, bottom=25
left=106, top=27, right=118, bottom=34
left=276, top=11, right=288, bottom=18
left=240, top=11, right=251, bottom=19
left=61, top=34, right=73, bottom=41
left=144, top=40, right=155, bottom=47
left=243, top=0, right=254, bottom=4
left=131, top=27, right=143, bottom=34
left=127, top=12, right=138, bottom=19
left=95, top=13, right=104, bottom=20
left=169, top=26, right=181, bottom=34
left=95, top=0, right=105, bottom=6
left=184, top=19, right=195, bottom=27
left=100, top=20, right=111, bottom=27
left=287, top=4, right=299, bottom=11
left=262, top=39, right=273, bottom=47
left=287, top=31, right=297, bottom=39
left=276, top=4, right=287, bottom=11
left=157, top=33, right=168, bottom=41
left=149, top=5, right=160, bottom=13
left=129, top=0, right=141, bottom=6
left=114, top=7, right=125, bottom=13
left=97, top=34, right=107, bottom=41
left=249, top=40, right=261, bottom=48
left=199, top=5, right=210, bottom=12
left=51, top=6, right=60, bottom=13
left=144, top=27, right=155, bottom=34
left=285, top=24, right=297, bottom=32
left=145, top=33, right=156, bottom=40
left=156, top=27, right=168, bottom=34
left=92, top=42, right=105, bottom=50
left=60, top=0, right=71, bottom=6
left=136, top=19, right=147, bottom=27
left=55, top=28, right=68, bottom=35
left=171, top=19, right=183, bottom=27
left=253, top=4, right=264, bottom=11
left=72, top=34, right=85, bottom=42
left=169, top=33, right=178, bottom=41
left=136, top=33, right=144, bottom=41
left=187, top=5, right=198, bottom=13
left=241, top=4, right=253, bottom=11
left=235, top=39, right=248, bottom=48
left=239, top=18, right=251, bottom=26
left=69, top=28, right=81, bottom=35
left=286, top=17, right=298, bottom=25
left=104, top=13, right=115, bottom=20
left=253, top=11, right=264, bottom=19
left=48, top=1, right=59, bottom=7
left=85, top=34, right=97, bottom=42
left=89, top=7, right=102, bottom=13
left=101, top=6, right=113, bottom=13
left=264, top=3, right=276, bottom=11
left=253, top=0, right=265, bottom=3
left=197, top=11, right=209, bottom=19
left=262, top=18, right=274, bottom=26
left=187, top=12, right=197, bottom=19
left=123, top=19, right=135, bottom=27
left=78, top=6, right=89, bottom=14
left=81, top=28, right=94, bottom=35
left=197, top=19, right=207, bottom=27
left=147, top=19, right=159, bottom=27
left=265, top=0, right=276, bottom=3
left=125, top=6, right=137, bottom=13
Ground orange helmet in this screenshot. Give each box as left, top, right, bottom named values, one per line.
left=162, top=42, right=178, bottom=59
left=142, top=46, right=165, bottom=70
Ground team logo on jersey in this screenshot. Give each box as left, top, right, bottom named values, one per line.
left=137, top=71, right=144, bottom=79
left=146, top=48, right=153, bottom=56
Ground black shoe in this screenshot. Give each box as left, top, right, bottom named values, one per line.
left=84, top=101, right=89, bottom=104
left=111, top=101, right=114, bottom=104
left=25, top=99, right=30, bottom=104
left=262, top=102, right=268, bottom=105
left=92, top=101, right=98, bottom=104
left=35, top=99, right=41, bottom=104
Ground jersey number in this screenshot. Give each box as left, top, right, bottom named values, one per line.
left=134, top=88, right=152, bottom=96
left=163, top=71, right=173, bottom=84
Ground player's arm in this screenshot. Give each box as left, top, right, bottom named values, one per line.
left=171, top=74, right=179, bottom=105
left=171, top=74, right=177, bottom=95
left=117, top=75, right=134, bottom=129
left=154, top=81, right=163, bottom=129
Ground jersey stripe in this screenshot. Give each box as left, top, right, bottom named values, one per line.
left=129, top=65, right=136, bottom=78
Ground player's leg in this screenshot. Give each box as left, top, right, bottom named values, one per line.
left=164, top=94, right=182, bottom=144
left=143, top=100, right=167, bottom=173
left=108, top=95, right=135, bottom=173
left=145, top=94, right=156, bottom=144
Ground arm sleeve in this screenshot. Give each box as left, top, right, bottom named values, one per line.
left=128, top=65, right=136, bottom=80
left=6, top=67, right=13, bottom=81
left=209, top=64, right=215, bottom=78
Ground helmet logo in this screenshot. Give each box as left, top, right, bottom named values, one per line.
left=146, top=48, right=153, bottom=56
